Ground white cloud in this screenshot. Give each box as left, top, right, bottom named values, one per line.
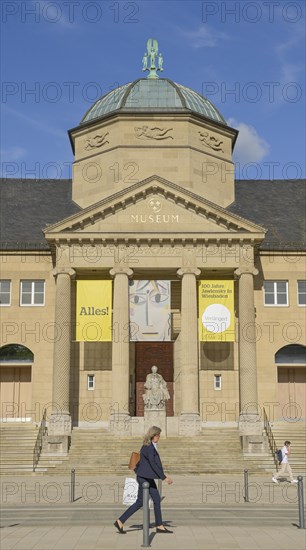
left=227, top=118, right=270, bottom=164
left=275, top=21, right=305, bottom=85
left=0, top=147, right=26, bottom=162
left=32, top=0, right=78, bottom=28
left=181, top=26, right=228, bottom=48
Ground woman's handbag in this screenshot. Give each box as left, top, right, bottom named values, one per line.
left=128, top=451, right=140, bottom=470
left=123, top=477, right=138, bottom=505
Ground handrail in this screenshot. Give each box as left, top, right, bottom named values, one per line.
left=33, top=409, right=47, bottom=472
left=263, top=407, right=279, bottom=470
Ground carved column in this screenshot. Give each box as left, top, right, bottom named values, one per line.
left=177, top=267, right=201, bottom=435
left=109, top=267, right=133, bottom=435
left=48, top=269, right=75, bottom=446
left=235, top=267, right=261, bottom=435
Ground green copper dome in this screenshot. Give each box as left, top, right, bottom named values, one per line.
left=80, top=79, right=226, bottom=125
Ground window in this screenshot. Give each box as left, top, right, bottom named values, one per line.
left=214, top=374, right=222, bottom=390
left=87, top=374, right=95, bottom=390
left=275, top=344, right=306, bottom=364
left=20, top=280, right=45, bottom=306
left=264, top=281, right=288, bottom=306
left=0, top=344, right=33, bottom=362
left=0, top=280, right=11, bottom=306
left=297, top=281, right=306, bottom=306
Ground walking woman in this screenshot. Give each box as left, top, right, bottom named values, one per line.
left=114, top=426, right=173, bottom=534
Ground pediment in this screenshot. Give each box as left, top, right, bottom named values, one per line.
left=45, top=175, right=265, bottom=242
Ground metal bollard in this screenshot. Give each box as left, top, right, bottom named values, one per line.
left=297, top=476, right=305, bottom=529
left=70, top=469, right=76, bottom=503
left=244, top=469, right=249, bottom=503
left=141, top=482, right=151, bottom=548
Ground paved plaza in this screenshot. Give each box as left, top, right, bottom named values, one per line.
left=1, top=475, right=305, bottom=549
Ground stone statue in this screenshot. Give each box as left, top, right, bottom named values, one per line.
left=158, top=53, right=163, bottom=71
left=142, top=53, right=148, bottom=70
left=142, top=38, right=164, bottom=79
left=143, top=366, right=170, bottom=410
left=148, top=38, right=158, bottom=67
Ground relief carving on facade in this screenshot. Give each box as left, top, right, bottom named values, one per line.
left=143, top=366, right=170, bottom=410
left=135, top=126, right=173, bottom=140
left=84, top=132, right=110, bottom=150
left=130, top=195, right=179, bottom=224
left=131, top=245, right=182, bottom=257
left=148, top=197, right=162, bottom=213
left=198, top=131, right=224, bottom=152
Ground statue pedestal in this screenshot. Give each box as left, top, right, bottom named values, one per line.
left=144, top=409, right=166, bottom=435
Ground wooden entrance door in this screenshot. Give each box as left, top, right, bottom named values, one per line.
left=278, top=367, right=306, bottom=420
left=135, top=342, right=173, bottom=416
left=0, top=367, right=32, bottom=420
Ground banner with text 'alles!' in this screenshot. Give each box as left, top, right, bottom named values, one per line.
left=76, top=281, right=112, bottom=341
left=198, top=280, right=235, bottom=342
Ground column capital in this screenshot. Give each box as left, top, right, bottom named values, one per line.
left=110, top=267, right=133, bottom=278
left=52, top=268, right=76, bottom=279
left=177, top=267, right=201, bottom=279
left=234, top=267, right=258, bottom=278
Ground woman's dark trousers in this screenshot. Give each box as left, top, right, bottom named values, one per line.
left=119, top=476, right=163, bottom=526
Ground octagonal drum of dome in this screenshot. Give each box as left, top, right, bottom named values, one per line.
left=70, top=77, right=236, bottom=210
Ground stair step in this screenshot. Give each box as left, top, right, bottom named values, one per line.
left=0, top=424, right=42, bottom=474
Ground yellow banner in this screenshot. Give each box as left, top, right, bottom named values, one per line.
left=198, top=280, right=235, bottom=342
left=76, top=281, right=112, bottom=341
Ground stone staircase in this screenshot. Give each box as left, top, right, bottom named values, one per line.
left=38, top=427, right=275, bottom=476
left=4, top=423, right=300, bottom=477
left=0, top=423, right=48, bottom=475
left=270, top=422, right=306, bottom=476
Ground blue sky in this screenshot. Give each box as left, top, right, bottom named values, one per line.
left=1, top=0, right=305, bottom=180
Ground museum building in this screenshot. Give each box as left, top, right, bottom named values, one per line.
left=0, top=44, right=305, bottom=455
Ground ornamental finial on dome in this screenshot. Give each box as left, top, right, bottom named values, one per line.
left=142, top=38, right=163, bottom=79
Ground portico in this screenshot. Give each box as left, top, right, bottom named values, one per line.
left=44, top=175, right=265, bottom=437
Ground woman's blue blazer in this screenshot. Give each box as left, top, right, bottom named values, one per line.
left=135, top=443, right=166, bottom=480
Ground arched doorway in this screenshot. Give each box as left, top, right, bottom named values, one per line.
left=0, top=344, right=33, bottom=421
left=276, top=345, right=306, bottom=421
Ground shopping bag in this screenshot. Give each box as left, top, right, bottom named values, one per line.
left=123, top=477, right=138, bottom=506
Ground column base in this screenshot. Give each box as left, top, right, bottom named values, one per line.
left=109, top=413, right=131, bottom=435
left=238, top=413, right=262, bottom=436
left=144, top=409, right=166, bottom=435
left=179, top=413, right=201, bottom=436
left=48, top=412, right=72, bottom=436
